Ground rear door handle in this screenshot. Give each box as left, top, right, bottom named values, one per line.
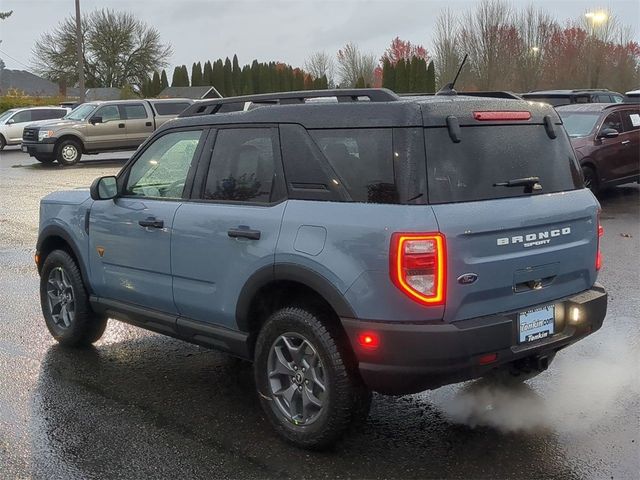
left=139, top=217, right=164, bottom=229
left=228, top=227, right=261, bottom=240
left=621, top=140, right=631, bottom=145
left=118, top=123, right=125, bottom=128
left=145, top=121, right=152, bottom=127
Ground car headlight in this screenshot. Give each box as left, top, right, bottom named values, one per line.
left=38, top=130, right=55, bottom=141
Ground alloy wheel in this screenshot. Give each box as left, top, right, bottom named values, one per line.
left=267, top=332, right=327, bottom=425
left=46, top=267, right=76, bottom=328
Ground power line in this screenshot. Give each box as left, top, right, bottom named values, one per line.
left=0, top=47, right=31, bottom=70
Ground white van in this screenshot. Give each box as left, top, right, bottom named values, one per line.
left=0, top=106, right=69, bottom=150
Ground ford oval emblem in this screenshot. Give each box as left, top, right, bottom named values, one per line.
left=457, top=273, right=478, bottom=285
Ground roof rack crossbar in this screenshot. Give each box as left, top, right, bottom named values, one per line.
left=179, top=88, right=399, bottom=117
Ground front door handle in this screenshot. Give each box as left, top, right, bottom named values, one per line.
left=621, top=140, right=631, bottom=145
left=118, top=123, right=125, bottom=128
left=228, top=227, right=261, bottom=240
left=139, top=217, right=164, bottom=229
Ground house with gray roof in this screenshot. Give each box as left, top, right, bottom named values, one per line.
left=158, top=86, right=221, bottom=99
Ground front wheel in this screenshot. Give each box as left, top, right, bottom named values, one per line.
left=0, top=136, right=6, bottom=151
left=40, top=250, right=107, bottom=347
left=56, top=139, right=82, bottom=166
left=582, top=165, right=599, bottom=195
left=254, top=307, right=371, bottom=450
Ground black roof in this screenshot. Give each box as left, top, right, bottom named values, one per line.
left=555, top=103, right=639, bottom=112
left=157, top=88, right=560, bottom=134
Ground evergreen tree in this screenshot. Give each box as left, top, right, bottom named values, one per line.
left=382, top=58, right=395, bottom=91
left=232, top=54, right=241, bottom=95
left=151, top=71, right=161, bottom=96
left=426, top=60, right=436, bottom=93
left=182, top=65, right=190, bottom=86
left=212, top=60, right=224, bottom=94
left=259, top=63, right=271, bottom=93
left=241, top=65, right=254, bottom=94
left=160, top=69, right=169, bottom=89
left=191, top=62, right=203, bottom=86
left=171, top=66, right=181, bottom=86
left=251, top=60, right=260, bottom=93
left=395, top=59, right=408, bottom=93
left=203, top=60, right=213, bottom=86
left=223, top=57, right=233, bottom=96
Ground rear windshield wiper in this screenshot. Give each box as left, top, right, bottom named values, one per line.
left=493, top=176, right=543, bottom=193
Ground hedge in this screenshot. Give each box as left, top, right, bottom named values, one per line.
left=0, top=96, right=65, bottom=114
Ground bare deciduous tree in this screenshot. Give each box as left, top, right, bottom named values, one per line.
left=336, top=42, right=377, bottom=88
left=304, top=51, right=335, bottom=87
left=433, top=8, right=463, bottom=89
left=32, top=9, right=172, bottom=90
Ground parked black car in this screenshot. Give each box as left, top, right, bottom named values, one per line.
left=522, top=89, right=625, bottom=106
left=557, top=103, right=640, bottom=193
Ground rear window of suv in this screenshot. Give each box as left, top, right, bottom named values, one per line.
left=425, top=125, right=582, bottom=204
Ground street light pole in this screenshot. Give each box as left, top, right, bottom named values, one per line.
left=75, top=0, right=85, bottom=103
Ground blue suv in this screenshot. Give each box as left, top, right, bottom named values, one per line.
left=36, top=89, right=607, bottom=449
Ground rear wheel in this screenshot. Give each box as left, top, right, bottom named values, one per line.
left=40, top=250, right=107, bottom=347
left=254, top=307, right=371, bottom=449
left=582, top=165, right=599, bottom=194
left=56, top=138, right=82, bottom=166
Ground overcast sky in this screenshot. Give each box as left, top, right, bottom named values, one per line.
left=1, top=0, right=638, bottom=74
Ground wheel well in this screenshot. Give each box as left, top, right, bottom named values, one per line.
left=55, top=135, right=85, bottom=153
left=0, top=133, right=6, bottom=144
left=37, top=235, right=78, bottom=274
left=245, top=280, right=352, bottom=356
left=581, top=160, right=597, bottom=173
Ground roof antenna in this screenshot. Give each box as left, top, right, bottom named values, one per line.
left=436, top=54, right=468, bottom=96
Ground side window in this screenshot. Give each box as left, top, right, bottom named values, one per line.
left=204, top=128, right=276, bottom=203
left=153, top=102, right=191, bottom=115
left=575, top=96, right=590, bottom=104
left=612, top=95, right=625, bottom=104
left=601, top=112, right=623, bottom=133
left=596, top=94, right=612, bottom=103
left=122, top=104, right=148, bottom=119
left=309, top=128, right=397, bottom=203
left=95, top=105, right=120, bottom=122
left=621, top=110, right=640, bottom=132
left=125, top=130, right=203, bottom=199
left=10, top=110, right=32, bottom=123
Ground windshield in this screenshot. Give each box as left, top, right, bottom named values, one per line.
left=425, top=125, right=582, bottom=204
left=557, top=111, right=601, bottom=138
left=65, top=104, right=97, bottom=121
left=0, top=109, right=17, bottom=124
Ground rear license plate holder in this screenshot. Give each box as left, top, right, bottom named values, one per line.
left=518, top=305, right=555, bottom=343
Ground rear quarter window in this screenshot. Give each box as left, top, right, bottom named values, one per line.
left=425, top=125, right=582, bottom=204
left=152, top=102, right=191, bottom=115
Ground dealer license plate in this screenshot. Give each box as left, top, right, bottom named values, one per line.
left=518, top=305, right=555, bottom=343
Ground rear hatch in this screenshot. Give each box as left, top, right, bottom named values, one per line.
left=421, top=98, right=600, bottom=322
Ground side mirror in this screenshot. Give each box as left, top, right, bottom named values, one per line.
left=89, top=116, right=103, bottom=125
left=6, top=118, right=15, bottom=125
left=90, top=176, right=118, bottom=200
left=598, top=128, right=619, bottom=139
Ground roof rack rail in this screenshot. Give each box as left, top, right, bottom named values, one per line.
left=179, top=88, right=399, bottom=117
left=399, top=91, right=522, bottom=100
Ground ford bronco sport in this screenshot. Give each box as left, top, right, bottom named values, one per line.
left=36, top=88, right=607, bottom=449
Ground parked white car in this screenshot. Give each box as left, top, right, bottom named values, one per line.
left=0, top=106, right=69, bottom=150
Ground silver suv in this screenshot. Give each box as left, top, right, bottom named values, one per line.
left=0, top=106, right=69, bottom=150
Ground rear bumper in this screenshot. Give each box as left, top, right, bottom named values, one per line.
left=341, top=285, right=607, bottom=394
left=21, top=141, right=55, bottom=157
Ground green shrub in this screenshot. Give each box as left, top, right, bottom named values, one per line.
left=0, top=95, right=65, bottom=115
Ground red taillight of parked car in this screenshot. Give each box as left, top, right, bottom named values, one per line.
left=390, top=233, right=446, bottom=306
left=596, top=214, right=604, bottom=271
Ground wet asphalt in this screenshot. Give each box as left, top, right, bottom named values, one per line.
left=0, top=147, right=638, bottom=479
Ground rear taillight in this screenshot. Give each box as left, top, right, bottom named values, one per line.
left=390, top=233, right=446, bottom=305
left=596, top=213, right=604, bottom=270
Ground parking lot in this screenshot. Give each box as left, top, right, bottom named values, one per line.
left=0, top=147, right=638, bottom=479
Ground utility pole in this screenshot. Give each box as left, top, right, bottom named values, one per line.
left=75, top=0, right=85, bottom=103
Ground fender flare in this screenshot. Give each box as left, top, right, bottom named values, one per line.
left=235, top=263, right=357, bottom=332
left=37, top=225, right=91, bottom=291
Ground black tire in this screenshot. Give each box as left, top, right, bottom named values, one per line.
left=254, top=307, right=371, bottom=450
left=55, top=138, right=82, bottom=166
left=34, top=155, right=55, bottom=164
left=40, top=250, right=107, bottom=347
left=0, top=135, right=6, bottom=151
left=582, top=165, right=599, bottom=195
